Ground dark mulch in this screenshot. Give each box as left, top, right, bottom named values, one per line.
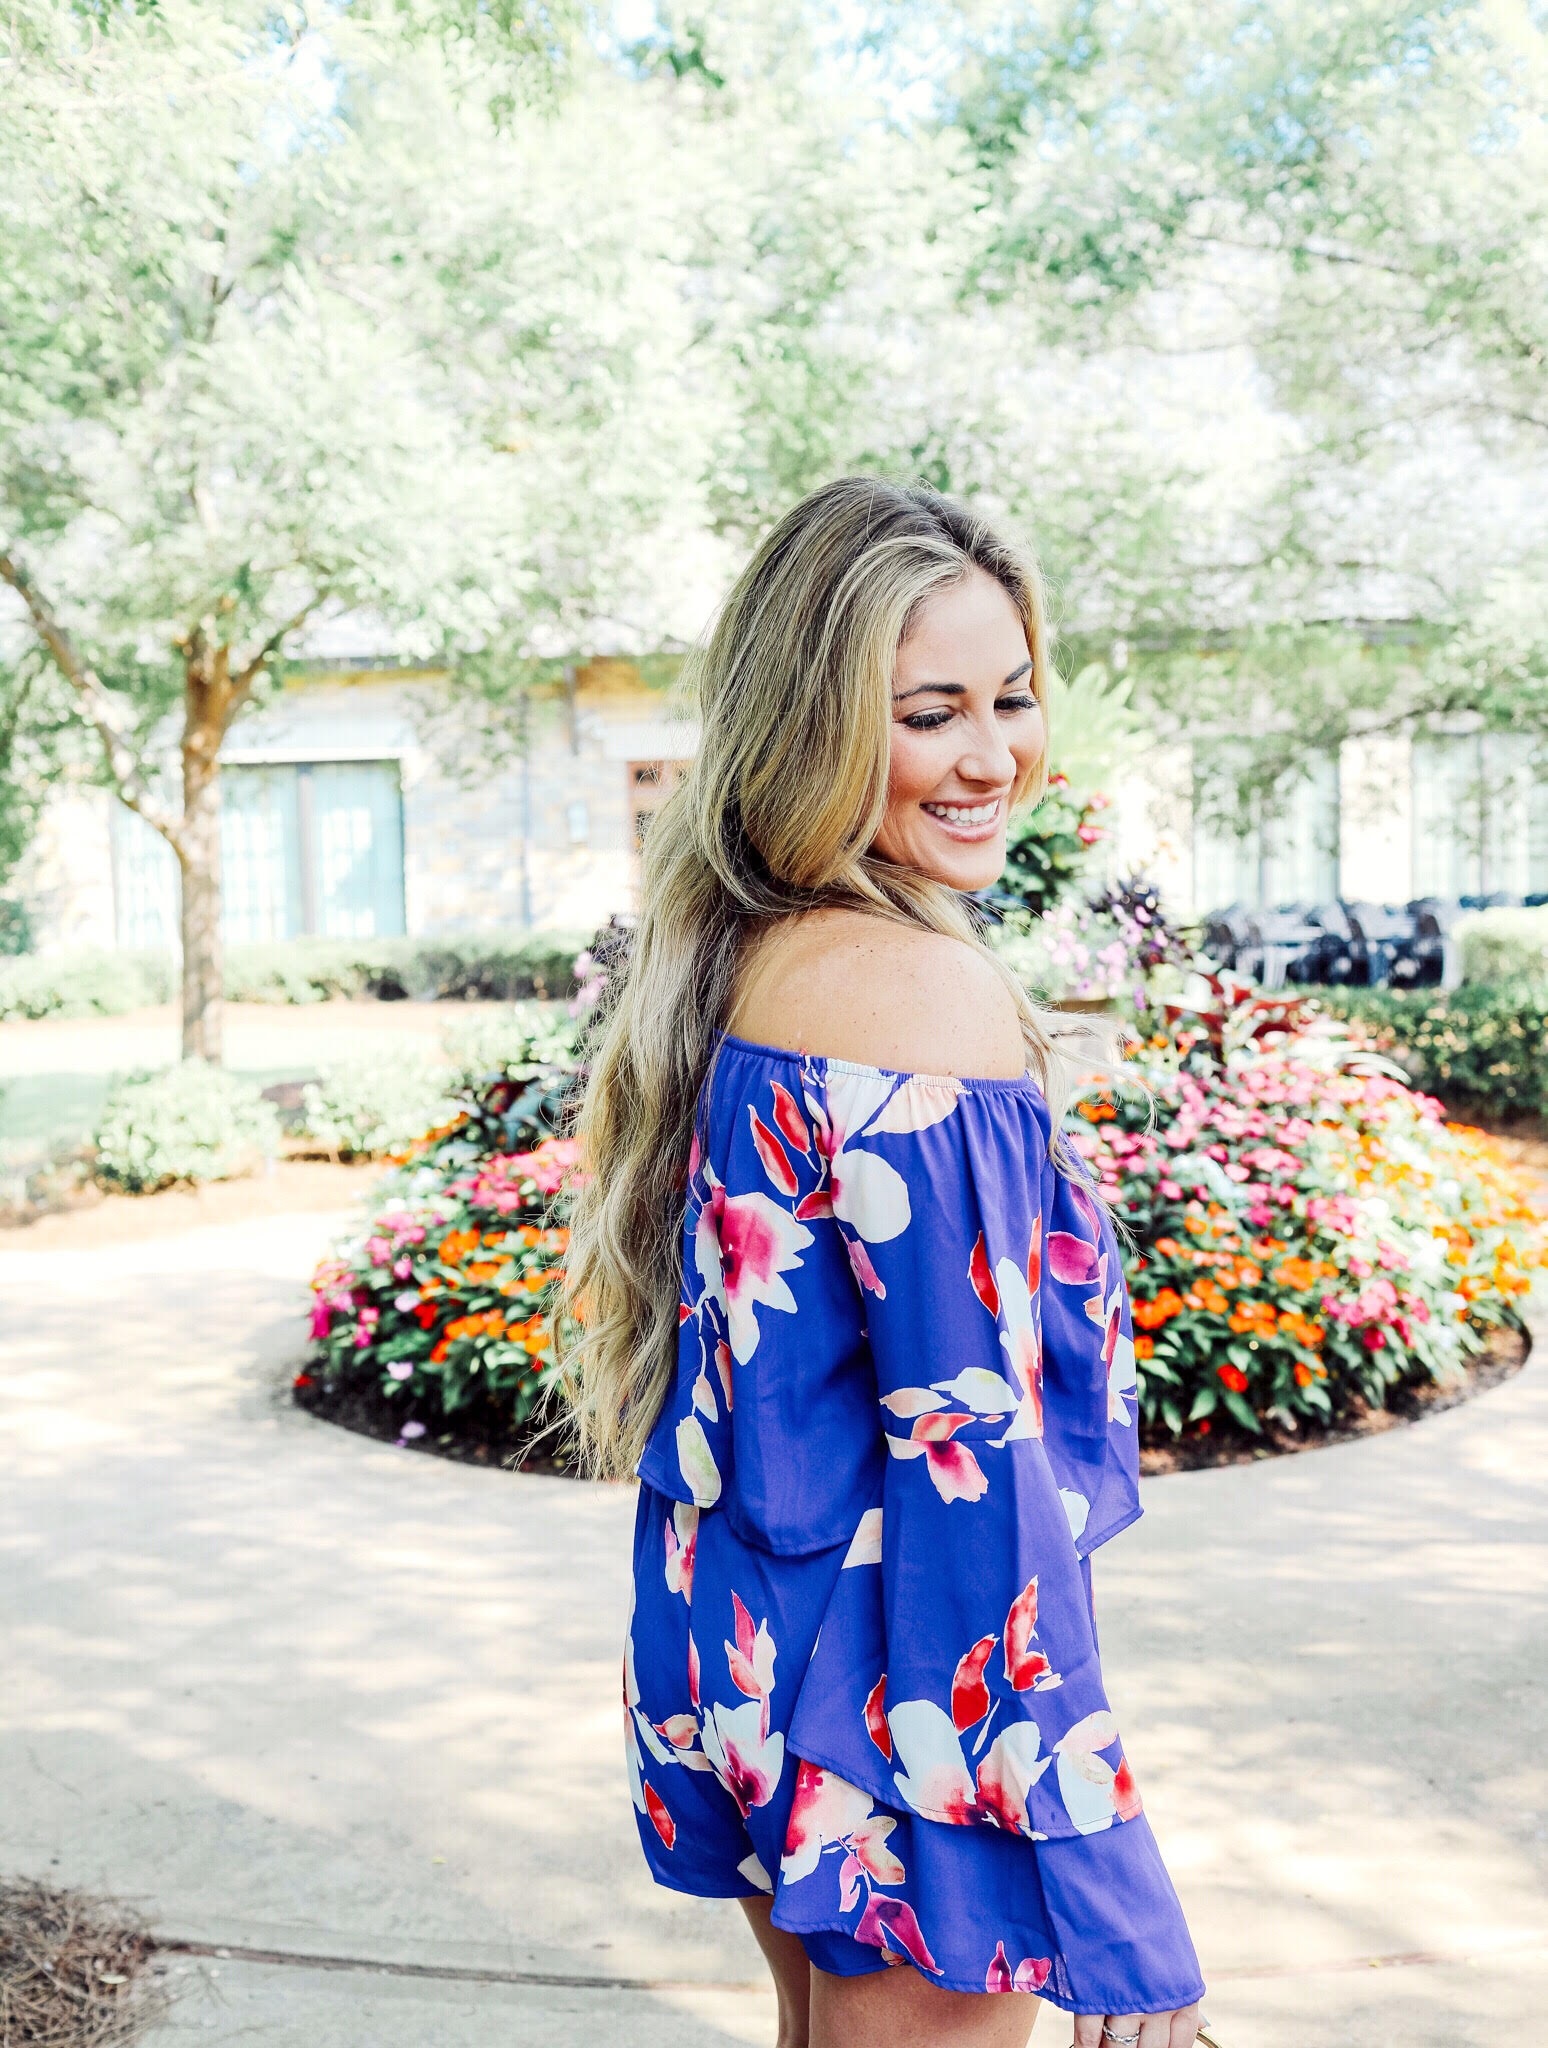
left=292, top=1374, right=578, bottom=1478
left=0, top=1877, right=171, bottom=2047
left=1139, top=1322, right=1531, bottom=1475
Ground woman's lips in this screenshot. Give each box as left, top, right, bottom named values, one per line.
left=921, top=797, right=1003, bottom=842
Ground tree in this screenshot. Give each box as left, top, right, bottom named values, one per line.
left=925, top=0, right=1548, bottom=788
left=0, top=0, right=701, bottom=1058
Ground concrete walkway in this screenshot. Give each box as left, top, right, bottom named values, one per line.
left=1, top=1211, right=1544, bottom=2045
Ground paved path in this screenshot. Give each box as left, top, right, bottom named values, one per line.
left=1, top=1212, right=1544, bottom=2045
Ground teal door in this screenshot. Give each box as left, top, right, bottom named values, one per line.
left=304, top=762, right=406, bottom=938
left=219, top=761, right=405, bottom=940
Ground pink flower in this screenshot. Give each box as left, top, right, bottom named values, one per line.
left=886, top=1412, right=989, bottom=1504
left=854, top=1893, right=940, bottom=1972
left=986, top=1942, right=1053, bottom=1994
left=694, top=1162, right=815, bottom=1364
left=701, top=1700, right=785, bottom=1817
left=366, top=1237, right=391, bottom=1267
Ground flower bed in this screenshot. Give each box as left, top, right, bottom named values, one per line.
left=1068, top=1002, right=1544, bottom=1446
left=1319, top=983, right=1548, bottom=1123
left=296, top=1135, right=581, bottom=1460
left=297, top=983, right=1543, bottom=1463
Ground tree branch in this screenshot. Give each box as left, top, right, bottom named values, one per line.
left=229, top=604, right=315, bottom=720
left=0, top=546, right=180, bottom=846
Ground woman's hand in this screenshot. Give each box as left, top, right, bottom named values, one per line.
left=1074, top=2004, right=1202, bottom=2048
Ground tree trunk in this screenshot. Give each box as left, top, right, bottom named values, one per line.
left=179, top=640, right=228, bottom=1063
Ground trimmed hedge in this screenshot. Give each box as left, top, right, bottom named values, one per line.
left=1319, top=983, right=1548, bottom=1119
left=226, top=932, right=593, bottom=1004
left=1457, top=906, right=1548, bottom=987
left=0, top=948, right=177, bottom=1020
left=0, top=933, right=590, bottom=1020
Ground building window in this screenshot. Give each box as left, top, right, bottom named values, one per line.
left=1412, top=733, right=1548, bottom=898
left=1192, top=747, right=1340, bottom=909
left=112, top=759, right=406, bottom=946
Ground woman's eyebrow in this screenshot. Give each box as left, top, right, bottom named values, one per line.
left=892, top=660, right=1033, bottom=703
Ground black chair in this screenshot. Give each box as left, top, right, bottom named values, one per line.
left=1247, top=908, right=1326, bottom=990
left=1407, top=898, right=1464, bottom=988
left=1343, top=901, right=1424, bottom=988
left=1292, top=901, right=1359, bottom=986
left=1201, top=903, right=1255, bottom=973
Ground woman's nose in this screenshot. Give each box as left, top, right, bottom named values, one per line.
left=959, top=718, right=1019, bottom=783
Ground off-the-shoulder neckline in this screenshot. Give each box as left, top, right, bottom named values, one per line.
left=716, top=1027, right=1043, bottom=1094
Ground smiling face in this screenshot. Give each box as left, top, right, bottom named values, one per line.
left=869, top=565, right=1045, bottom=891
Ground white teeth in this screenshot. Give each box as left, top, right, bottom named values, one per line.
left=924, top=801, right=999, bottom=824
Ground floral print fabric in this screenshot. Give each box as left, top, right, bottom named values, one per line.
left=626, top=1031, right=1204, bottom=2011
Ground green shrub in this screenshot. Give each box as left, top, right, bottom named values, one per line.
left=0, top=948, right=176, bottom=1020
left=301, top=1054, right=463, bottom=1159
left=1001, top=776, right=1110, bottom=919
left=224, top=931, right=590, bottom=1005
left=1318, top=984, right=1548, bottom=1119
left=440, top=1002, right=582, bottom=1090
left=92, top=1064, right=281, bottom=1192
left=1457, top=906, right=1548, bottom=986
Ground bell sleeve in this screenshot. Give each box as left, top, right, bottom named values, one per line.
left=785, top=1060, right=1149, bottom=1848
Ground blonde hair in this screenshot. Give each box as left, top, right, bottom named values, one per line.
left=557, top=476, right=1078, bottom=1481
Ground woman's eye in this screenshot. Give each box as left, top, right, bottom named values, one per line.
left=901, top=695, right=1037, bottom=734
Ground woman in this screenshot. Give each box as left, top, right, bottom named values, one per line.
left=559, top=477, right=1206, bottom=2048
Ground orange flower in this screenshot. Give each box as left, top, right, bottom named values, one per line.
left=1134, top=1335, right=1155, bottom=1360
left=1133, top=1288, right=1185, bottom=1329
left=439, top=1229, right=479, bottom=1266
left=1272, top=1259, right=1320, bottom=1292
left=1153, top=1238, right=1182, bottom=1258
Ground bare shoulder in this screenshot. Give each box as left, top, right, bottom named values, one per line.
left=726, top=907, right=1028, bottom=1080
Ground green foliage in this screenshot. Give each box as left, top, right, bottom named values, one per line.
left=0, top=948, right=175, bottom=1020
left=1000, top=777, right=1109, bottom=918
left=92, top=1063, right=280, bottom=1193
left=0, top=900, right=33, bottom=956
left=301, top=1057, right=463, bottom=1162
left=439, top=1001, right=583, bottom=1091
left=1456, top=909, right=1548, bottom=990
left=0, top=934, right=589, bottom=1020
left=225, top=932, right=590, bottom=1006
left=1318, top=985, right=1548, bottom=1121
left=1043, top=660, right=1149, bottom=796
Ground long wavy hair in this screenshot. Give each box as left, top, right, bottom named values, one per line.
left=556, top=475, right=1078, bottom=1481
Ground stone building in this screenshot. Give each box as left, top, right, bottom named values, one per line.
left=17, top=658, right=1547, bottom=955
left=20, top=657, right=695, bottom=952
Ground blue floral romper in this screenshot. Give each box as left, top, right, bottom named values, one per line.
left=624, top=1028, right=1205, bottom=2014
